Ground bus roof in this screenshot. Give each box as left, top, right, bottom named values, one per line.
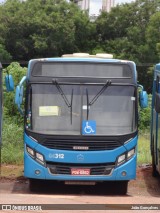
left=28, top=57, right=134, bottom=64
left=28, top=53, right=135, bottom=64
left=27, top=54, right=137, bottom=83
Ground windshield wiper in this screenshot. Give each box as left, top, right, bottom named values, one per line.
left=86, top=80, right=111, bottom=120
left=70, top=88, right=73, bottom=124
left=53, top=80, right=73, bottom=124
left=89, top=80, right=111, bottom=106
left=86, top=88, right=89, bottom=120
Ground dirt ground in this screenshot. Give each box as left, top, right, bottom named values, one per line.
left=0, top=163, right=160, bottom=196
left=129, top=164, right=160, bottom=196
left=0, top=164, right=160, bottom=213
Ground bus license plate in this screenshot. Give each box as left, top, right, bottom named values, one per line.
left=71, top=168, right=90, bottom=176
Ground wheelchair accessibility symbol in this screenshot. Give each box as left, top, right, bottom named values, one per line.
left=82, top=120, right=96, bottom=135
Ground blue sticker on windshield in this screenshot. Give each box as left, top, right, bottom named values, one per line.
left=82, top=120, right=96, bottom=135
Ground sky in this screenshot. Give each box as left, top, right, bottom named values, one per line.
left=90, top=0, right=134, bottom=15
left=0, top=0, right=134, bottom=15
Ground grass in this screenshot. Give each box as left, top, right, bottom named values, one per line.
left=1, top=118, right=24, bottom=164
left=137, top=131, right=152, bottom=165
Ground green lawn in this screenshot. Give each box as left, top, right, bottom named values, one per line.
left=137, top=132, right=151, bottom=165
left=2, top=120, right=24, bottom=164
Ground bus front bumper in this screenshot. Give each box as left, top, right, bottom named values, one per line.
left=24, top=152, right=137, bottom=182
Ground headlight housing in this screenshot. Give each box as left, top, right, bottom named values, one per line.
left=36, top=152, right=44, bottom=164
left=117, top=154, right=126, bottom=165
left=26, top=146, right=34, bottom=157
left=127, top=148, right=135, bottom=160
left=26, top=145, right=45, bottom=166
left=117, top=148, right=136, bottom=166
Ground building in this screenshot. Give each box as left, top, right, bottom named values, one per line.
left=73, top=0, right=90, bottom=12
left=102, top=0, right=115, bottom=13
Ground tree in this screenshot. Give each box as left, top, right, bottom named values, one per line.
left=0, top=4, right=12, bottom=62
left=3, top=62, right=27, bottom=120
left=146, top=12, right=160, bottom=62
left=0, top=0, right=94, bottom=61
left=0, top=44, right=12, bottom=62
left=95, top=0, right=159, bottom=63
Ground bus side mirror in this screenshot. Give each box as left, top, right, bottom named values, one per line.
left=5, top=74, right=14, bottom=91
left=15, top=76, right=26, bottom=115
left=139, top=91, right=148, bottom=108
left=15, top=85, right=23, bottom=105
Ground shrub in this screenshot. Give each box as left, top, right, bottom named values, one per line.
left=138, top=94, right=151, bottom=131
left=3, top=62, right=27, bottom=123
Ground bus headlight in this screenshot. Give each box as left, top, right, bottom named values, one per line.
left=117, top=154, right=126, bottom=165
left=127, top=148, right=135, bottom=160
left=26, top=146, right=34, bottom=157
left=117, top=148, right=136, bottom=166
left=36, top=152, right=44, bottom=164
left=26, top=145, right=45, bottom=165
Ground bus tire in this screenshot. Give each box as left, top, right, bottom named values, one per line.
left=116, top=181, right=128, bottom=195
left=152, top=156, right=159, bottom=177
left=29, top=178, right=41, bottom=192
left=151, top=138, right=159, bottom=177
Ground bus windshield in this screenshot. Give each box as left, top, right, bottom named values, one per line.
left=27, top=83, right=137, bottom=136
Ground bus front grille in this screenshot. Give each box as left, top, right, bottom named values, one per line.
left=41, top=139, right=121, bottom=151
left=47, top=162, right=115, bottom=176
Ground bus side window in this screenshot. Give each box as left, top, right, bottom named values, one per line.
left=155, top=76, right=160, bottom=113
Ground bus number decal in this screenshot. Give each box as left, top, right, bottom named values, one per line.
left=49, top=153, right=64, bottom=159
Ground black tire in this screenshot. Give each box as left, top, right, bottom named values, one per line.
left=29, top=178, right=41, bottom=192
left=151, top=136, right=159, bottom=177
left=152, top=155, right=159, bottom=177
left=115, top=181, right=128, bottom=195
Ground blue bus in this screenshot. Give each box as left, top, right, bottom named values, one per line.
left=151, top=63, right=160, bottom=177
left=15, top=53, right=148, bottom=194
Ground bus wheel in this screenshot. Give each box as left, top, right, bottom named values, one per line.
left=29, top=178, right=41, bottom=192
left=152, top=155, right=159, bottom=177
left=152, top=140, right=159, bottom=177
left=116, top=181, right=128, bottom=195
